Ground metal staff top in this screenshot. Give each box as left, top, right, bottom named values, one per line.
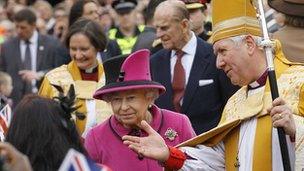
left=254, top=0, right=275, bottom=71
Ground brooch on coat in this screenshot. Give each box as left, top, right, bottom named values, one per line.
left=164, top=128, right=178, bottom=141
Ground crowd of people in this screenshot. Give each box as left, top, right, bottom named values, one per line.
left=0, top=0, right=303, bottom=170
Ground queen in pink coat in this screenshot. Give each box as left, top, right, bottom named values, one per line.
left=84, top=49, right=196, bottom=171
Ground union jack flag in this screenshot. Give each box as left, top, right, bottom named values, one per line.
left=0, top=104, right=12, bottom=141
left=59, top=149, right=112, bottom=171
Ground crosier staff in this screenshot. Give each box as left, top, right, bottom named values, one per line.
left=252, top=0, right=291, bottom=170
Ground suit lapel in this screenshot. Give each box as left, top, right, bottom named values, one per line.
left=155, top=51, right=174, bottom=109
left=14, top=38, right=23, bottom=69
left=36, top=34, right=45, bottom=71
left=182, top=39, right=210, bottom=113
left=160, top=51, right=173, bottom=98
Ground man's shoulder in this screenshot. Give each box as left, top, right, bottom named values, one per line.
left=191, top=37, right=216, bottom=67
left=1, top=37, right=18, bottom=47
left=150, top=49, right=170, bottom=62
left=195, top=37, right=214, bottom=56
left=38, top=34, right=60, bottom=45
left=39, top=33, right=56, bottom=40
left=196, top=37, right=212, bottom=47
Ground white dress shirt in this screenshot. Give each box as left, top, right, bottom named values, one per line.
left=19, top=30, right=39, bottom=92
left=170, top=32, right=197, bottom=105
left=179, top=86, right=295, bottom=171
left=170, top=31, right=197, bottom=85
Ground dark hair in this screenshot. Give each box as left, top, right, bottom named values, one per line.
left=13, top=8, right=37, bottom=24
left=65, top=18, right=107, bottom=51
left=144, top=0, right=165, bottom=24
left=6, top=94, right=85, bottom=171
left=69, top=0, right=99, bottom=27
left=285, top=14, right=304, bottom=28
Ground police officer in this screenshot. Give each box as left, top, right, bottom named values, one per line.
left=106, top=0, right=145, bottom=59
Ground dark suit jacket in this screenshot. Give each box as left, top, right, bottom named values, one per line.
left=150, top=37, right=239, bottom=134
left=132, top=26, right=156, bottom=52
left=0, top=34, right=60, bottom=107
left=102, top=40, right=122, bottom=61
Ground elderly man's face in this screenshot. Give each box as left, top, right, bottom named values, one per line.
left=109, top=89, right=153, bottom=128
left=213, top=38, right=252, bottom=86
left=154, top=10, right=187, bottom=50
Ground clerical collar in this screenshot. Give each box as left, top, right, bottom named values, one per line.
left=80, top=65, right=98, bottom=73
left=248, top=70, right=268, bottom=90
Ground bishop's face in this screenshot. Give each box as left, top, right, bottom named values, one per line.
left=69, top=33, right=98, bottom=70
left=214, top=38, right=253, bottom=86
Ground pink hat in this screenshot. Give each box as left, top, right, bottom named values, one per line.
left=93, top=49, right=166, bottom=100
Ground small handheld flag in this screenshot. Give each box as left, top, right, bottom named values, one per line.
left=59, top=149, right=112, bottom=171
left=0, top=104, right=12, bottom=141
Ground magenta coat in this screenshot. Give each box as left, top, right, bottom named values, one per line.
left=84, top=105, right=196, bottom=171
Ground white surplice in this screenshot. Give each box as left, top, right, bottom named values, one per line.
left=179, top=87, right=295, bottom=171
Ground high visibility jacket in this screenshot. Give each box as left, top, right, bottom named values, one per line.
left=108, top=25, right=145, bottom=55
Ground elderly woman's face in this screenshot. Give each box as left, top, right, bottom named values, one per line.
left=69, top=33, right=98, bottom=70
left=109, top=89, right=152, bottom=128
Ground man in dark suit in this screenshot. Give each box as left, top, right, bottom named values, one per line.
left=151, top=0, right=238, bottom=134
left=0, top=8, right=60, bottom=107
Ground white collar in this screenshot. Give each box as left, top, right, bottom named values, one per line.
left=249, top=81, right=260, bottom=89
left=22, top=30, right=38, bottom=44
left=171, top=31, right=196, bottom=57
